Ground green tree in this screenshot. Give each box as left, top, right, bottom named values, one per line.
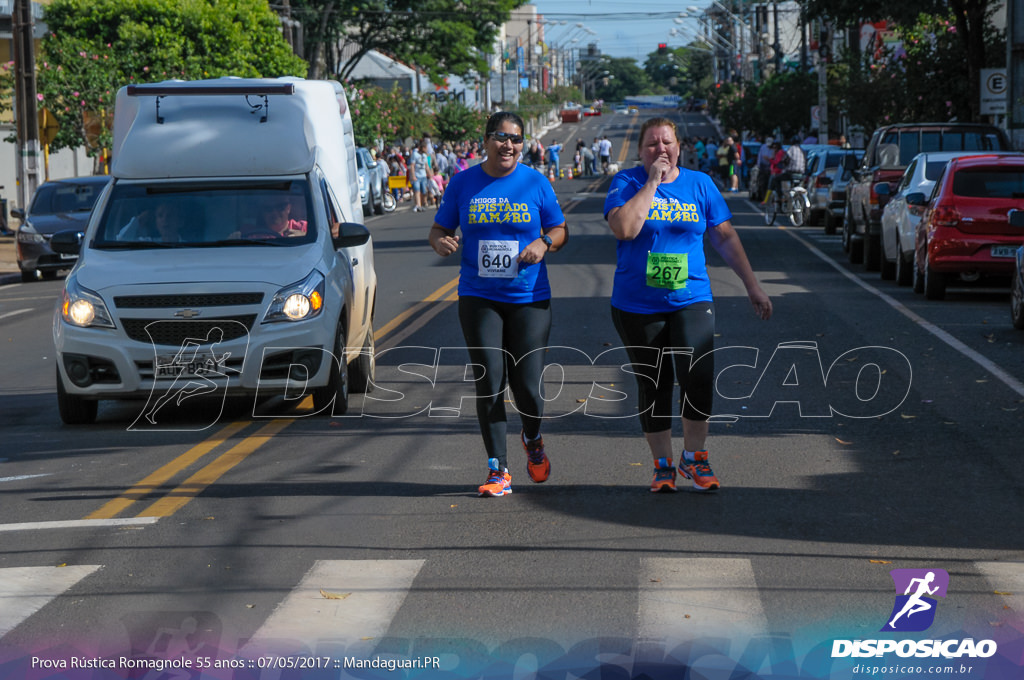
left=433, top=100, right=487, bottom=143
left=290, top=0, right=524, bottom=83
left=347, top=84, right=433, bottom=147
left=35, top=0, right=307, bottom=164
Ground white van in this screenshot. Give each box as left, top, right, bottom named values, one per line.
left=52, top=78, right=377, bottom=424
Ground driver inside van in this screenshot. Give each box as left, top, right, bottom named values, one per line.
left=248, top=196, right=307, bottom=238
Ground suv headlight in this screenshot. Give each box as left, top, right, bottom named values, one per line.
left=61, top=275, right=115, bottom=328
left=263, top=271, right=325, bottom=323
left=17, top=224, right=45, bottom=244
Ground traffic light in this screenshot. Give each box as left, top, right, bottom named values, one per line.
left=658, top=43, right=668, bottom=55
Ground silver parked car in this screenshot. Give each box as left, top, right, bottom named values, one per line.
left=824, top=150, right=863, bottom=235
left=878, top=151, right=995, bottom=285
left=804, top=148, right=853, bottom=227
left=356, top=146, right=387, bottom=217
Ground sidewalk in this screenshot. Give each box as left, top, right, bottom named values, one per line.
left=0, top=234, right=22, bottom=284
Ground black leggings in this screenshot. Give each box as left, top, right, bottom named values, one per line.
left=458, top=296, right=552, bottom=467
left=610, top=303, right=716, bottom=433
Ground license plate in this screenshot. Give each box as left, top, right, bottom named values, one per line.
left=154, top=352, right=227, bottom=379
left=991, top=245, right=1017, bottom=258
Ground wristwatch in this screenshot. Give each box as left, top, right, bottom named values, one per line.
left=540, top=234, right=553, bottom=250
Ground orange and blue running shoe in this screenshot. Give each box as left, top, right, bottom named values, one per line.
left=521, top=432, right=550, bottom=483
left=650, top=457, right=677, bottom=492
left=679, top=450, right=720, bottom=491
left=478, top=458, right=512, bottom=497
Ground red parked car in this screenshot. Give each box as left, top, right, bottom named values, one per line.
left=912, top=153, right=1024, bottom=300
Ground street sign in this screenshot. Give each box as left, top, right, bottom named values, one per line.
left=39, top=107, right=59, bottom=146
left=981, top=68, right=1007, bottom=116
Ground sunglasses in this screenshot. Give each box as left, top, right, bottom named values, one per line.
left=489, top=131, right=524, bottom=145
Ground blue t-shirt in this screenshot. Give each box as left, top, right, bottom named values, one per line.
left=603, top=166, right=731, bottom=313
left=436, top=163, right=565, bottom=304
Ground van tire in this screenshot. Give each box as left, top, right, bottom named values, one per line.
left=349, top=324, right=375, bottom=394
left=923, top=252, right=947, bottom=301
left=313, top=321, right=349, bottom=415
left=373, top=189, right=385, bottom=215
left=56, top=364, right=98, bottom=425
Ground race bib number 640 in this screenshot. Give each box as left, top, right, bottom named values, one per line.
left=646, top=252, right=688, bottom=289
left=478, top=240, right=519, bottom=278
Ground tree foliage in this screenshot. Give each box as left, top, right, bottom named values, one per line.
left=32, top=0, right=306, bottom=162
left=289, top=0, right=524, bottom=83
left=433, top=100, right=487, bottom=143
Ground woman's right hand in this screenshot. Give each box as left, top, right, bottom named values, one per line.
left=430, top=228, right=460, bottom=256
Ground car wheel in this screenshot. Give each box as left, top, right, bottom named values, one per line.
left=824, top=210, right=836, bottom=235
left=895, top=244, right=912, bottom=287
left=1012, top=269, right=1024, bottom=329
left=348, top=323, right=376, bottom=394
left=923, top=250, right=947, bottom=301
left=880, top=250, right=896, bottom=281
left=56, top=364, right=98, bottom=425
left=362, top=199, right=373, bottom=218
left=373, top=186, right=385, bottom=215
left=20, top=268, right=36, bottom=283
left=312, top=320, right=350, bottom=415
left=912, top=253, right=925, bottom=294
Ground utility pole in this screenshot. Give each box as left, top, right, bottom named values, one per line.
left=12, top=0, right=41, bottom=210
left=772, top=0, right=782, bottom=74
left=817, top=19, right=830, bottom=143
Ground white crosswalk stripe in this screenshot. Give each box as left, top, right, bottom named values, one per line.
left=638, top=557, right=768, bottom=643
left=241, top=559, right=425, bottom=654
left=0, top=565, right=101, bottom=638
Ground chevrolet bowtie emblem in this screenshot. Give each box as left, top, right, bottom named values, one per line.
left=174, top=309, right=202, bottom=319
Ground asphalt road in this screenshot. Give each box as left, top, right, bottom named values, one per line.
left=1, top=109, right=1022, bottom=679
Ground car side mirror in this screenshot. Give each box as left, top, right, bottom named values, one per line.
left=1009, top=209, right=1024, bottom=227
left=905, top=192, right=928, bottom=207
left=332, top=221, right=371, bottom=249
left=10, top=207, right=25, bottom=221
left=50, top=230, right=85, bottom=256
left=874, top=183, right=890, bottom=197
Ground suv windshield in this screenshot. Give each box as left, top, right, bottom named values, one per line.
left=93, top=180, right=315, bottom=248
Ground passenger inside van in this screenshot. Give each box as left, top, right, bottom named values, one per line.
left=116, top=198, right=187, bottom=242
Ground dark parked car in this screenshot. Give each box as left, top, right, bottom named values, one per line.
left=844, top=123, right=1011, bottom=271
left=13, top=175, right=110, bottom=282
left=912, top=153, right=1024, bottom=300
left=1012, top=244, right=1024, bottom=329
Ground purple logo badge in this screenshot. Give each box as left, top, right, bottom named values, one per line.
left=881, top=568, right=949, bottom=632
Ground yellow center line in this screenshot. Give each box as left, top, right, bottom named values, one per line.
left=373, top=276, right=459, bottom=341
left=137, top=419, right=293, bottom=518
left=85, top=420, right=252, bottom=520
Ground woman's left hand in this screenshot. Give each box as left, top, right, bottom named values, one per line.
left=517, top=239, right=548, bottom=265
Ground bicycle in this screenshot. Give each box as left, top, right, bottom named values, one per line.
left=762, top=176, right=810, bottom=227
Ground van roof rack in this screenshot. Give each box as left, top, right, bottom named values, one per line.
left=125, top=83, right=296, bottom=124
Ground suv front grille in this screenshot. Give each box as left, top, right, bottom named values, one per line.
left=122, top=315, right=257, bottom=345
left=114, top=293, right=264, bottom=308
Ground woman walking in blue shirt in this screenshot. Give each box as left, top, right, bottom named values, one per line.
left=429, top=112, right=569, bottom=497
left=604, top=117, right=772, bottom=493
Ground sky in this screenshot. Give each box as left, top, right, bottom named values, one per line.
left=528, top=1, right=717, bottom=62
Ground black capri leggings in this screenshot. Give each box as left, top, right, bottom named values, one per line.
left=610, top=302, right=716, bottom=432
left=458, top=295, right=551, bottom=468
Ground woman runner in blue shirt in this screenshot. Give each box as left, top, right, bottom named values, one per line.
left=429, top=111, right=568, bottom=497
left=604, top=117, right=772, bottom=493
